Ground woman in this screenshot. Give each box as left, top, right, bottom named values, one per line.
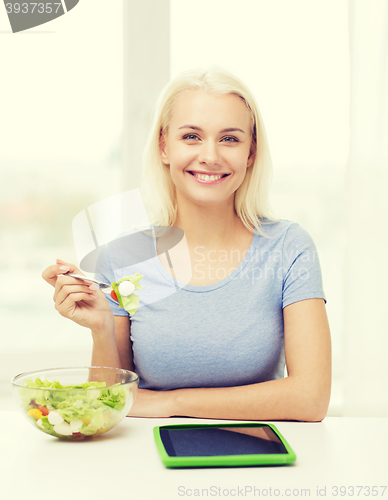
left=43, top=66, right=331, bottom=421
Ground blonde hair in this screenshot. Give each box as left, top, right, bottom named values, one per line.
left=139, top=65, right=279, bottom=236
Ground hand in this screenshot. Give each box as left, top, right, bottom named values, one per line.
left=42, top=258, right=114, bottom=334
left=127, top=388, right=176, bottom=418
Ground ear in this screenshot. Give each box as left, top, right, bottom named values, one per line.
left=247, top=127, right=257, bottom=168
left=247, top=137, right=257, bottom=168
left=159, top=132, right=170, bottom=166
left=247, top=148, right=256, bottom=168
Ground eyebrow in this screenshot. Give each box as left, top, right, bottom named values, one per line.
left=178, top=125, right=245, bottom=134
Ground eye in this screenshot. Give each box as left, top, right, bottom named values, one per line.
left=183, top=134, right=199, bottom=140
left=222, top=136, right=239, bottom=143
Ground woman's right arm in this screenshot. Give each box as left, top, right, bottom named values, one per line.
left=92, top=316, right=133, bottom=371
left=42, top=260, right=133, bottom=371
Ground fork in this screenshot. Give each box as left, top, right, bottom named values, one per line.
left=63, top=273, right=113, bottom=294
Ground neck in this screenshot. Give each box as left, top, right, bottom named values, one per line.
left=173, top=194, right=245, bottom=250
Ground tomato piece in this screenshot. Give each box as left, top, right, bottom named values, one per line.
left=37, top=405, right=49, bottom=416
left=111, top=290, right=118, bottom=302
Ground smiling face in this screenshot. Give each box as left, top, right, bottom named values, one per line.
left=159, top=89, right=255, bottom=210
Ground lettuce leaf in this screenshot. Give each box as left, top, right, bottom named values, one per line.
left=18, top=378, right=127, bottom=436
left=111, top=273, right=143, bottom=316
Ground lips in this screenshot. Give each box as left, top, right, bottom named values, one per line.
left=187, top=171, right=230, bottom=178
left=186, top=170, right=230, bottom=185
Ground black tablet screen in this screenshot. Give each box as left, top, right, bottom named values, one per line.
left=160, top=426, right=288, bottom=457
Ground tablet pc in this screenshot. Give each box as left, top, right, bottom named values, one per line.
left=153, top=423, right=296, bottom=468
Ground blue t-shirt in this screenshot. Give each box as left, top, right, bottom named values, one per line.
left=94, top=219, right=326, bottom=390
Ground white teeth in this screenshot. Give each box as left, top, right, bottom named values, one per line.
left=193, top=173, right=224, bottom=181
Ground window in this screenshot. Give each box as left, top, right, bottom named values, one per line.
left=0, top=1, right=123, bottom=403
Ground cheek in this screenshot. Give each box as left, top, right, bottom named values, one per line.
left=171, top=146, right=196, bottom=166
left=229, top=153, right=250, bottom=173
left=226, top=144, right=251, bottom=162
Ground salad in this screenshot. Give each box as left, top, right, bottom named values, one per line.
left=19, top=377, right=130, bottom=439
left=110, top=273, right=143, bottom=316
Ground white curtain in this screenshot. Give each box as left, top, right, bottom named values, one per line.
left=343, top=0, right=388, bottom=416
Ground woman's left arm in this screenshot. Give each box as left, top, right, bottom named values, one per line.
left=128, top=298, right=331, bottom=422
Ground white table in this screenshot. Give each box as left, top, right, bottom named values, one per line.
left=0, top=412, right=387, bottom=500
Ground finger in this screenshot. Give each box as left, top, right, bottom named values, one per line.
left=54, top=280, right=96, bottom=305
left=54, top=273, right=91, bottom=294
left=53, top=274, right=85, bottom=301
left=55, top=259, right=83, bottom=275
left=43, top=262, right=82, bottom=287
left=42, top=264, right=71, bottom=287
left=55, top=282, right=97, bottom=306
left=55, top=291, right=96, bottom=318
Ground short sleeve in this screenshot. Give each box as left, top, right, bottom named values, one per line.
left=282, top=223, right=327, bottom=309
left=92, top=247, right=129, bottom=317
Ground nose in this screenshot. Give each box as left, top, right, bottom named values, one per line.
left=197, top=140, right=221, bottom=167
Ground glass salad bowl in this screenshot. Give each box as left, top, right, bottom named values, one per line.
left=11, top=366, right=139, bottom=440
